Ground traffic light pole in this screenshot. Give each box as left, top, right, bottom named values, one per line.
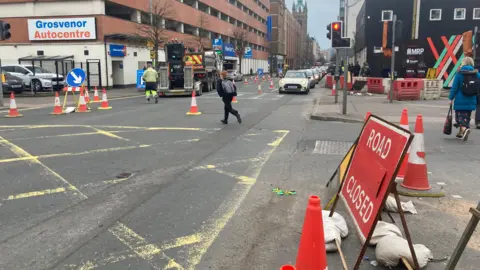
left=0, top=59, right=4, bottom=107
left=334, top=49, right=340, bottom=104
left=389, top=15, right=397, bottom=103
left=342, top=49, right=348, bottom=115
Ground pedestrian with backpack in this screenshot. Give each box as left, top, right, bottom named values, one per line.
left=449, top=57, right=480, bottom=140
left=217, top=71, right=242, bottom=125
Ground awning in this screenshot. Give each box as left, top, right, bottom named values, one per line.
left=18, top=55, right=74, bottom=62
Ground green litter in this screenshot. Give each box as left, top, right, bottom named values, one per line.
left=272, top=187, right=296, bottom=196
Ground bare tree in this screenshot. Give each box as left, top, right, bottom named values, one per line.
left=135, top=0, right=175, bottom=68
left=232, top=29, right=249, bottom=74
left=194, top=13, right=209, bottom=52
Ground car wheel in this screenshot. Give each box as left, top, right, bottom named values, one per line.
left=196, top=87, right=203, bottom=96
left=31, top=80, right=42, bottom=92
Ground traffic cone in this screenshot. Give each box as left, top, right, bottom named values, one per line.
left=398, top=115, right=444, bottom=197
left=4, top=92, right=23, bottom=118
left=186, top=90, right=201, bottom=115
left=232, top=96, right=238, bottom=103
left=98, top=88, right=112, bottom=110
left=254, top=76, right=258, bottom=83
left=365, top=111, right=371, bottom=121
left=262, top=75, right=266, bottom=82
left=84, top=87, right=91, bottom=103
left=93, top=86, right=101, bottom=102
left=295, top=196, right=328, bottom=270
left=397, top=109, right=410, bottom=180
left=269, top=80, right=274, bottom=90
left=258, top=84, right=262, bottom=94
left=331, top=80, right=336, bottom=96
left=76, top=88, right=90, bottom=113
left=244, top=78, right=248, bottom=85
left=51, top=91, right=64, bottom=115
left=280, top=265, right=296, bottom=270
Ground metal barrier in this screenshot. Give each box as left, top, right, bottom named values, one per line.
left=184, top=66, right=193, bottom=90
left=159, top=67, right=169, bottom=90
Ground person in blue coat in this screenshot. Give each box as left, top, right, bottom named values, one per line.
left=449, top=57, right=480, bottom=140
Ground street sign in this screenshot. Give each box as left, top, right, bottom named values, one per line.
left=244, top=47, right=252, bottom=59
left=257, top=68, right=264, bottom=76
left=136, top=70, right=145, bottom=89
left=339, top=116, right=412, bottom=242
left=213, top=38, right=223, bottom=52
left=66, top=68, right=86, bottom=87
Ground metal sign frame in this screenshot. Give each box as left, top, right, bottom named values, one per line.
left=158, top=67, right=169, bottom=90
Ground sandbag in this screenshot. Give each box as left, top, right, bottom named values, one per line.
left=375, top=235, right=433, bottom=268
left=322, top=210, right=348, bottom=237
left=370, top=221, right=403, bottom=246
left=322, top=211, right=348, bottom=252
left=385, top=196, right=418, bottom=214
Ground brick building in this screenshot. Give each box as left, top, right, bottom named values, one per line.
left=0, top=0, right=270, bottom=87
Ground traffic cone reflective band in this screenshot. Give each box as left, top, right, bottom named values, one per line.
left=84, top=87, right=91, bottom=103
left=254, top=76, right=258, bottom=83
left=262, top=75, right=266, bottom=82
left=295, top=196, right=328, bottom=270
left=365, top=111, right=371, bottom=121
left=93, top=86, right=101, bottom=102
left=98, top=89, right=112, bottom=110
left=269, top=80, right=274, bottom=89
left=186, top=90, right=201, bottom=115
left=232, top=96, right=238, bottom=103
left=258, top=84, right=262, bottom=94
left=76, top=88, right=90, bottom=113
left=397, top=108, right=410, bottom=180
left=51, top=92, right=64, bottom=115
left=4, top=92, right=23, bottom=118
left=331, top=80, right=336, bottom=96
left=401, top=115, right=430, bottom=190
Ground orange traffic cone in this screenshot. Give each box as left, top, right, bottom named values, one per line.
left=93, top=86, right=101, bottom=102
left=397, top=109, right=410, bottom=180
left=84, top=87, right=91, bottom=103
left=76, top=88, right=90, bottom=113
left=258, top=84, right=262, bottom=94
left=399, top=115, right=444, bottom=197
left=232, top=96, right=238, bottom=103
left=331, top=80, right=336, bottom=96
left=244, top=78, right=248, bottom=85
left=186, top=90, right=201, bottom=115
left=254, top=76, right=258, bottom=83
left=295, top=196, right=328, bottom=270
left=4, top=92, right=23, bottom=118
left=98, top=88, right=112, bottom=110
left=269, top=80, right=274, bottom=90
left=51, top=91, right=64, bottom=115
left=280, top=265, right=296, bottom=270
left=365, top=111, right=371, bottom=121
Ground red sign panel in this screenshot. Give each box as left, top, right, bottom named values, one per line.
left=340, top=116, right=412, bottom=243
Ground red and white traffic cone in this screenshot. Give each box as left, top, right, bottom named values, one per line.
left=93, top=86, right=101, bottom=102
left=51, top=91, right=64, bottom=115
left=98, top=88, right=112, bottom=110
left=244, top=78, right=248, bottom=85
left=254, top=76, right=258, bottom=83
left=76, top=88, right=90, bottom=113
left=396, top=108, right=410, bottom=181
left=84, top=87, right=91, bottom=103
left=269, top=80, right=274, bottom=90
left=186, top=90, right=201, bottom=115
left=4, top=92, right=23, bottom=118
left=331, top=80, right=336, bottom=96
left=232, top=96, right=238, bottom=103
left=398, top=115, right=444, bottom=197
left=258, top=84, right=262, bottom=94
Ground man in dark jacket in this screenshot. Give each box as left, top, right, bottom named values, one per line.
left=217, top=71, right=242, bottom=124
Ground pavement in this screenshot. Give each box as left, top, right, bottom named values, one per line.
left=0, top=77, right=478, bottom=270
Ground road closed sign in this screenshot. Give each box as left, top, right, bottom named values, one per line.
left=339, top=116, right=412, bottom=243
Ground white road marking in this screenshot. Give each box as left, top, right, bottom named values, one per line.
left=253, top=93, right=268, bottom=99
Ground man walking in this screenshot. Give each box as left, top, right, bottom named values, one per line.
left=217, top=71, right=242, bottom=124
left=142, top=62, right=158, bottom=103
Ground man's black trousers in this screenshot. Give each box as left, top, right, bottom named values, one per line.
left=222, top=95, right=238, bottom=121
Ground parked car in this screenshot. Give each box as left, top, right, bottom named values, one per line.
left=278, top=71, right=310, bottom=94
left=299, top=69, right=316, bottom=89
left=1, top=72, right=24, bottom=94
left=226, top=71, right=243, bottom=81
left=1, top=64, right=64, bottom=92
left=311, top=69, right=320, bottom=84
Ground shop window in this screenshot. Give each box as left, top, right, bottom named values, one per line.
left=474, top=8, right=480, bottom=20
left=381, top=10, right=393, bottom=22
left=84, top=50, right=89, bottom=56
left=430, top=9, right=442, bottom=21
left=454, top=8, right=466, bottom=20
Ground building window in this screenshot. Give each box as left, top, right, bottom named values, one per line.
left=454, top=8, right=466, bottom=20
left=474, top=8, right=480, bottom=20
left=430, top=9, right=442, bottom=21
left=381, top=10, right=393, bottom=22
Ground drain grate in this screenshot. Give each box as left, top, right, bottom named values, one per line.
left=313, top=141, right=353, bottom=155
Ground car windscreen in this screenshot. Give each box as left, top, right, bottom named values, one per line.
left=25, top=66, right=51, bottom=73
left=304, top=70, right=312, bottom=76
left=285, top=72, right=306, bottom=78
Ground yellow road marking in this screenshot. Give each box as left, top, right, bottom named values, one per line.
left=0, top=124, right=219, bottom=132
left=0, top=136, right=87, bottom=199
left=9, top=132, right=100, bottom=141
left=108, top=222, right=184, bottom=269
left=185, top=131, right=289, bottom=269
left=89, top=127, right=131, bottom=142
left=211, top=169, right=256, bottom=185
left=4, top=187, right=66, bottom=201
left=191, top=158, right=262, bottom=171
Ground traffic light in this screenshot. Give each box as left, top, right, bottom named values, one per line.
left=330, top=21, right=350, bottom=48
left=0, top=21, right=11, bottom=41
left=326, top=24, right=332, bottom=40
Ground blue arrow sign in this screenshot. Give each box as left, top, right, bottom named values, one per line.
left=66, top=68, right=86, bottom=87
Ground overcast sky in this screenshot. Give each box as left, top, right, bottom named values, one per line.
left=284, top=0, right=339, bottom=49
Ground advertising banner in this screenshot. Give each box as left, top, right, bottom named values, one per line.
left=28, top=18, right=96, bottom=41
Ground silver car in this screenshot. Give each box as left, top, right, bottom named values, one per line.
left=226, top=71, right=243, bottom=81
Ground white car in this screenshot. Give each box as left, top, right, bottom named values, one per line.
left=278, top=71, right=310, bottom=94
left=1, top=64, right=64, bottom=92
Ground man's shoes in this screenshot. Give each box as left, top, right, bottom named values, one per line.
left=235, top=113, right=242, bottom=124
left=221, top=120, right=228, bottom=124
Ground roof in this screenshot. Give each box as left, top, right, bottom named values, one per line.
left=18, top=55, right=74, bottom=61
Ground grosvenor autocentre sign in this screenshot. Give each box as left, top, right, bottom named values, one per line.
left=28, top=18, right=96, bottom=41
left=339, top=116, right=412, bottom=243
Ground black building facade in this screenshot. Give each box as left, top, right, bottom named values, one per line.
left=355, top=0, right=480, bottom=87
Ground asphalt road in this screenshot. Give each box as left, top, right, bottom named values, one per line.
left=0, top=78, right=478, bottom=270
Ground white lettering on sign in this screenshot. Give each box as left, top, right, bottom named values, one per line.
left=346, top=175, right=374, bottom=223
left=406, top=48, right=424, bottom=56
left=366, top=129, right=391, bottom=159
left=28, top=18, right=96, bottom=41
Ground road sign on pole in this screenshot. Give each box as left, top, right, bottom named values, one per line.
left=66, top=68, right=86, bottom=87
